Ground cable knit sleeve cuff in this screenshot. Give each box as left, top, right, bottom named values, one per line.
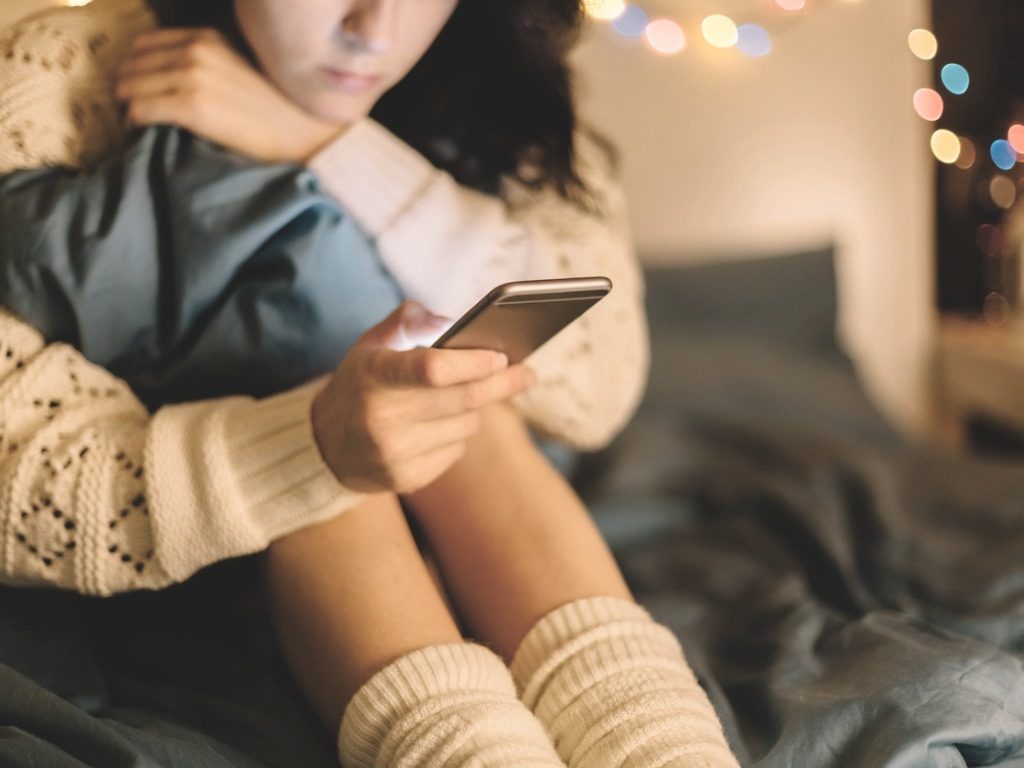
left=306, top=118, right=439, bottom=238
left=146, top=377, right=364, bottom=582
left=221, top=376, right=363, bottom=541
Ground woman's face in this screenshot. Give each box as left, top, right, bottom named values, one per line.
left=234, top=0, right=459, bottom=123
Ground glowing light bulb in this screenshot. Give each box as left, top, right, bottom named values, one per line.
left=984, top=292, right=1010, bottom=327
left=702, top=15, right=738, bottom=48
left=991, top=139, right=1017, bottom=171
left=1008, top=124, right=1024, bottom=154
left=955, top=138, right=976, bottom=169
left=585, top=0, right=626, bottom=21
left=644, top=19, right=686, bottom=54
left=930, top=129, right=960, bottom=164
left=737, top=23, right=771, bottom=57
left=907, top=29, right=937, bottom=60
left=612, top=5, right=649, bottom=37
left=990, top=176, right=1017, bottom=209
left=940, top=63, right=970, bottom=95
left=976, top=224, right=1002, bottom=256
left=913, top=88, right=944, bottom=122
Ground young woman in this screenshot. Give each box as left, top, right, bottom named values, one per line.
left=0, top=0, right=739, bottom=765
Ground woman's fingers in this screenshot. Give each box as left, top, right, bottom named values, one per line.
left=417, top=365, right=537, bottom=420
left=121, top=32, right=240, bottom=78
left=382, top=411, right=482, bottom=465
left=123, top=92, right=201, bottom=130
left=372, top=346, right=508, bottom=389
left=391, top=442, right=468, bottom=494
left=119, top=48, right=191, bottom=79
left=117, top=27, right=345, bottom=162
left=117, top=34, right=232, bottom=122
left=116, top=68, right=192, bottom=102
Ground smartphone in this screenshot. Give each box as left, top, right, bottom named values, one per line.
left=431, top=276, right=612, bottom=363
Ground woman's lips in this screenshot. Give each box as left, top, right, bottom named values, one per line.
left=320, top=67, right=383, bottom=94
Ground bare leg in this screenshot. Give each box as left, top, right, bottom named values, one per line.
left=402, top=406, right=740, bottom=767
left=261, top=491, right=462, bottom=731
left=402, top=403, right=632, bottom=661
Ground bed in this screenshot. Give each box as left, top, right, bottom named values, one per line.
left=3, top=249, right=1024, bottom=767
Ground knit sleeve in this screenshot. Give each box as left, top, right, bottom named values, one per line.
left=0, top=0, right=155, bottom=173
left=0, top=309, right=363, bottom=596
left=308, top=120, right=649, bottom=450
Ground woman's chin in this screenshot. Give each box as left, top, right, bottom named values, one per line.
left=302, top=92, right=376, bottom=126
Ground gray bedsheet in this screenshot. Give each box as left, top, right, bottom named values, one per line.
left=579, top=251, right=1024, bottom=767
left=3, top=250, right=1024, bottom=767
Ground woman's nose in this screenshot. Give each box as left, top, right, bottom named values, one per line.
left=339, top=0, right=396, bottom=55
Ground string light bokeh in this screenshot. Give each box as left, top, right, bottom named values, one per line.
left=909, top=20, right=1024, bottom=324
left=909, top=26, right=1023, bottom=176
left=583, top=0, right=863, bottom=60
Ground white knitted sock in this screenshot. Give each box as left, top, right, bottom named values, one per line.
left=509, top=596, right=740, bottom=768
left=338, top=642, right=566, bottom=767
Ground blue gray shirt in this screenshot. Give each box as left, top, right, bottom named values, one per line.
left=0, top=125, right=403, bottom=409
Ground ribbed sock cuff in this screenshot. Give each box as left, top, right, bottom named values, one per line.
left=508, top=596, right=740, bottom=768
left=338, top=642, right=563, bottom=768
left=509, top=595, right=667, bottom=703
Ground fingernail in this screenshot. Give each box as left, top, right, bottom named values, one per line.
left=491, top=352, right=508, bottom=372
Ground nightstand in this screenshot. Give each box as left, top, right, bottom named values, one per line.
left=936, top=317, right=1024, bottom=453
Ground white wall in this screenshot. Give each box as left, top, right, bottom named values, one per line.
left=571, top=0, right=937, bottom=436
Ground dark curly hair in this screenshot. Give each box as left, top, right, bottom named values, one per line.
left=148, top=0, right=615, bottom=208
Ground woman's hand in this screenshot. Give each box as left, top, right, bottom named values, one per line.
left=311, top=301, right=537, bottom=495
left=115, top=28, right=342, bottom=163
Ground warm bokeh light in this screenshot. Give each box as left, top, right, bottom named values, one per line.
left=940, top=63, right=970, bottom=95
left=585, top=0, right=627, bottom=21
left=612, top=5, right=649, bottom=37
left=955, top=137, right=976, bottom=169
left=930, top=129, right=960, bottom=164
left=990, top=176, right=1017, bottom=209
left=644, top=18, right=686, bottom=54
left=737, top=23, right=772, bottom=57
left=907, top=29, right=938, bottom=60
left=991, top=139, right=1017, bottom=171
left=983, top=292, right=1010, bottom=327
left=589, top=0, right=825, bottom=61
left=913, top=88, right=944, bottom=122
left=976, top=223, right=1003, bottom=256
left=701, top=15, right=738, bottom=48
left=1008, top=124, right=1024, bottom=154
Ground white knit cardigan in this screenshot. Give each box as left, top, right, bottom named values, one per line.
left=0, top=0, right=649, bottom=596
